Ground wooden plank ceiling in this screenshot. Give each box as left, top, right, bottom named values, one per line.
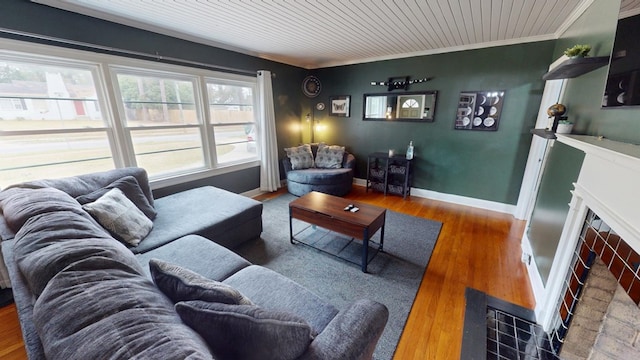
left=34, top=0, right=636, bottom=69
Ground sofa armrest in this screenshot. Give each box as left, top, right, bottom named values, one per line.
left=282, top=157, right=293, bottom=174
left=343, top=153, right=356, bottom=170
left=299, top=299, right=389, bottom=360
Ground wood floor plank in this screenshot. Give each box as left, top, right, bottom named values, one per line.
left=0, top=303, right=26, bottom=360
left=0, top=185, right=534, bottom=359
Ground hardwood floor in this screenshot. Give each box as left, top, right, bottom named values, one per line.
left=0, top=185, right=534, bottom=359
left=0, top=303, right=26, bottom=359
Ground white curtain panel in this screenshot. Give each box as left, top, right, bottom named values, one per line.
left=257, top=70, right=280, bottom=192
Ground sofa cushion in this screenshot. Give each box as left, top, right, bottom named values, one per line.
left=82, top=188, right=153, bottom=246
left=284, top=144, right=314, bottom=170
left=75, top=175, right=157, bottom=220
left=136, top=235, right=251, bottom=281
left=0, top=187, right=91, bottom=233
left=12, top=167, right=154, bottom=205
left=223, top=265, right=339, bottom=334
left=33, top=257, right=214, bottom=360
left=150, top=258, right=253, bottom=305
left=176, top=300, right=314, bottom=360
left=314, top=144, right=345, bottom=169
left=130, top=186, right=262, bottom=253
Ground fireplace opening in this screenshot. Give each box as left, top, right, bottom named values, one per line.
left=551, top=209, right=640, bottom=359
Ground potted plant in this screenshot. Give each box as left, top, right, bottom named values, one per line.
left=556, top=119, right=574, bottom=134
left=564, top=44, right=591, bottom=58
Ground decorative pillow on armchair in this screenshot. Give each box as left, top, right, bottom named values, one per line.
left=284, top=144, right=314, bottom=170
left=175, top=300, right=315, bottom=360
left=315, top=143, right=345, bottom=169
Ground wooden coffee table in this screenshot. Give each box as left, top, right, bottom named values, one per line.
left=289, top=191, right=386, bottom=272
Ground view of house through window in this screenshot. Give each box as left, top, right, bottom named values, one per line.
left=0, top=58, right=113, bottom=187
left=114, top=71, right=206, bottom=177
left=0, top=44, right=260, bottom=189
left=206, top=81, right=257, bottom=164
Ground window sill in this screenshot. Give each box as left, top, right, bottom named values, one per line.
left=150, top=160, right=260, bottom=190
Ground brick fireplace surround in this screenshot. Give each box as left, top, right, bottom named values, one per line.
left=529, top=135, right=640, bottom=358
left=556, top=211, right=640, bottom=359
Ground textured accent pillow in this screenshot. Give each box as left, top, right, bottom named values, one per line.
left=175, top=301, right=314, bottom=360
left=76, top=176, right=157, bottom=220
left=315, top=143, right=345, bottom=169
left=149, top=258, right=253, bottom=305
left=284, top=144, right=314, bottom=170
left=82, top=188, right=153, bottom=246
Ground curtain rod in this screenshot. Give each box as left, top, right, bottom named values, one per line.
left=0, top=27, right=269, bottom=77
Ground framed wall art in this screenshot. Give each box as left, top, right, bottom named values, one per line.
left=329, top=95, right=351, bottom=117
left=454, top=90, right=505, bottom=131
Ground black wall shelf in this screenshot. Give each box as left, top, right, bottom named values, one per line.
left=542, top=56, right=610, bottom=80
left=530, top=128, right=557, bottom=139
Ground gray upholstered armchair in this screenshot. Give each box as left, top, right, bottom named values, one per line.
left=283, top=143, right=355, bottom=197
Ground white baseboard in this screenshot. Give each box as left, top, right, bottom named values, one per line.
left=354, top=178, right=516, bottom=215
left=241, top=188, right=265, bottom=198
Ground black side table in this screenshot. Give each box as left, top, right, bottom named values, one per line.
left=366, top=152, right=413, bottom=199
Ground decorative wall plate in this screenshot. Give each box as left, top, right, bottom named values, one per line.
left=302, top=75, right=322, bottom=98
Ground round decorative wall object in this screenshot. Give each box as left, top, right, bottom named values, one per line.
left=302, top=75, right=322, bottom=98
left=316, top=102, right=325, bottom=111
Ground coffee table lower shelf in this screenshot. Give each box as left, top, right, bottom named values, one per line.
left=290, top=224, right=383, bottom=271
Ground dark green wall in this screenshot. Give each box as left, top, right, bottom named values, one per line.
left=553, top=0, right=640, bottom=143
left=527, top=0, right=640, bottom=283
left=527, top=142, right=584, bottom=285
left=0, top=0, right=306, bottom=194
left=303, top=42, right=555, bottom=204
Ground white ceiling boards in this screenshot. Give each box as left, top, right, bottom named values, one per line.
left=35, top=0, right=610, bottom=69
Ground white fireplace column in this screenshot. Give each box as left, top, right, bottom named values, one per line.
left=533, top=134, right=640, bottom=332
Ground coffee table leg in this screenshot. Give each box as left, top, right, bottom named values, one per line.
left=362, top=229, right=369, bottom=273
left=289, top=208, right=294, bottom=244
left=379, top=222, right=385, bottom=252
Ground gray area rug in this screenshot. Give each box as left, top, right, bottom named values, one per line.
left=234, top=194, right=442, bottom=360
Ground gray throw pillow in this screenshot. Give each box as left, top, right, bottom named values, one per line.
left=82, top=188, right=153, bottom=246
left=284, top=144, right=315, bottom=170
left=75, top=175, right=157, bottom=220
left=175, top=300, right=314, bottom=360
left=315, top=143, right=345, bottom=169
left=149, top=259, right=253, bottom=305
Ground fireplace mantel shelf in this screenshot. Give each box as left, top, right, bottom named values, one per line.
left=556, top=134, right=640, bottom=172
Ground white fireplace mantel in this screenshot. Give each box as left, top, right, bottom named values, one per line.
left=556, top=134, right=640, bottom=245
left=534, top=134, right=640, bottom=330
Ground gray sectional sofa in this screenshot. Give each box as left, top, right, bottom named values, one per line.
left=0, top=167, right=388, bottom=359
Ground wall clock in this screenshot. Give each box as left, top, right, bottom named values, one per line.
left=302, top=75, right=322, bottom=98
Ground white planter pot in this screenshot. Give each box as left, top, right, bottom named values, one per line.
left=556, top=123, right=574, bottom=134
